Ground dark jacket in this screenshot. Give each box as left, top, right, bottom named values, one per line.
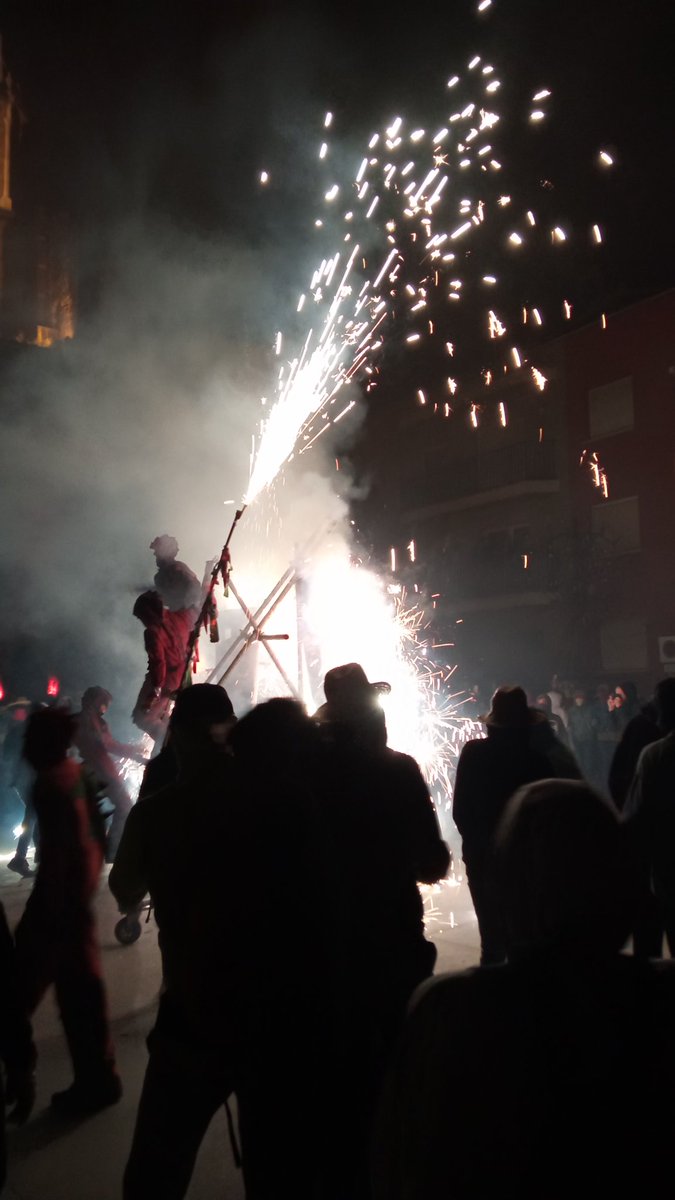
left=453, top=728, right=551, bottom=870
left=373, top=951, right=675, bottom=1200
left=609, top=706, right=660, bottom=809
left=154, top=559, right=202, bottom=613
left=624, top=730, right=675, bottom=906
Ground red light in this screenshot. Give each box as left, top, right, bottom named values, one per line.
left=0, top=680, right=4, bottom=702
left=47, top=676, right=60, bottom=697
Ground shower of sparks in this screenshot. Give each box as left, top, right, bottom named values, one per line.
left=580, top=448, right=609, bottom=498
left=243, top=15, right=612, bottom=504
left=302, top=552, right=483, bottom=796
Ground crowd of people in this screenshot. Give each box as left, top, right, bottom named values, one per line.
left=2, top=563, right=675, bottom=1195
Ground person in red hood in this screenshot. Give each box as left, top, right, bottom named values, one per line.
left=13, top=708, right=121, bottom=1116
left=131, top=590, right=193, bottom=749
left=75, top=687, right=147, bottom=862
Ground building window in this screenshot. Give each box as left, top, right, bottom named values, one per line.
left=591, top=495, right=640, bottom=555
left=600, top=617, right=648, bottom=672
left=588, top=376, right=634, bottom=438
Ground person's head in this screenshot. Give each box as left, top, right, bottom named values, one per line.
left=616, top=681, right=638, bottom=710
left=320, top=662, right=390, bottom=748
left=133, top=590, right=164, bottom=627
left=23, top=708, right=76, bottom=770
left=5, top=698, right=31, bottom=723
left=495, top=779, right=632, bottom=959
left=573, top=688, right=587, bottom=707
left=535, top=693, right=553, bottom=716
left=168, top=684, right=236, bottom=764
left=484, top=686, right=534, bottom=732
left=230, top=698, right=315, bottom=769
left=81, top=686, right=112, bottom=717
left=655, top=678, right=675, bottom=734
left=150, top=535, right=178, bottom=565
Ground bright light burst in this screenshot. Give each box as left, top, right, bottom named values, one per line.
left=303, top=551, right=482, bottom=797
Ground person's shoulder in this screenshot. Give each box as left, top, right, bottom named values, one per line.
left=409, top=964, right=509, bottom=1023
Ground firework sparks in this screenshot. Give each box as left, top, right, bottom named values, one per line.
left=243, top=18, right=610, bottom=504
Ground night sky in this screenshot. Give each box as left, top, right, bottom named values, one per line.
left=3, top=0, right=674, bottom=312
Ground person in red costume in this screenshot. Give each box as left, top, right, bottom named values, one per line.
left=131, top=590, right=193, bottom=749
left=75, top=687, right=147, bottom=862
left=13, top=707, right=121, bottom=1116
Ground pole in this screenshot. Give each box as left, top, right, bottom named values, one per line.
left=180, top=505, right=247, bottom=687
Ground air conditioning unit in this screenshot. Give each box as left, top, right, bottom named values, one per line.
left=658, top=636, right=675, bottom=664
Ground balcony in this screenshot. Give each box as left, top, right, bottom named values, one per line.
left=401, top=438, right=558, bottom=514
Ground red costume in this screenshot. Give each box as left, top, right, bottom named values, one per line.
left=14, top=746, right=119, bottom=1109
left=132, top=591, right=193, bottom=746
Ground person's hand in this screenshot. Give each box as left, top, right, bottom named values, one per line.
left=6, top=1066, right=36, bottom=1124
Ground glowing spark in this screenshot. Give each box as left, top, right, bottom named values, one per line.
left=563, top=299, right=572, bottom=319
left=407, top=333, right=421, bottom=343
left=325, top=185, right=339, bottom=201
left=601, top=313, right=607, bottom=329
left=488, top=310, right=506, bottom=337
left=324, top=111, right=333, bottom=128
left=417, top=389, right=427, bottom=405
left=390, top=547, right=397, bottom=571
left=530, top=110, right=546, bottom=122
left=470, top=404, right=479, bottom=428
left=319, top=142, right=328, bottom=159
left=478, top=0, right=492, bottom=9
left=532, top=367, right=547, bottom=390
left=552, top=226, right=566, bottom=242
left=511, top=346, right=522, bottom=367
left=408, top=540, right=416, bottom=562
left=527, top=210, right=536, bottom=225
left=260, top=171, right=269, bottom=184
left=297, top=294, right=306, bottom=313
left=483, top=274, right=497, bottom=284
left=499, top=401, right=507, bottom=426
left=468, top=55, right=481, bottom=69
left=532, top=307, right=542, bottom=325
left=447, top=378, right=457, bottom=394
left=599, top=149, right=614, bottom=166
left=451, top=221, right=473, bottom=239
left=592, top=224, right=603, bottom=243
left=486, top=80, right=501, bottom=92
left=508, top=232, right=523, bottom=245
left=275, top=332, right=282, bottom=355
left=522, top=554, right=529, bottom=569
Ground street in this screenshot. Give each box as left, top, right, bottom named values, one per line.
left=1, top=854, right=479, bottom=1200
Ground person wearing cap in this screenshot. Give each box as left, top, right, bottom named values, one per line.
left=131, top=590, right=194, bottom=748
left=313, top=662, right=451, bottom=1196
left=373, top=779, right=675, bottom=1200
left=110, top=684, right=240, bottom=1200
left=74, top=687, right=148, bottom=862
left=150, top=535, right=203, bottom=615
left=452, top=685, right=552, bottom=965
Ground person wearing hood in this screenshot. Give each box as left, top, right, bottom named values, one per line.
left=452, top=686, right=552, bottom=964
left=131, top=590, right=193, bottom=748
left=74, top=687, right=147, bottom=862
left=373, top=779, right=675, bottom=1200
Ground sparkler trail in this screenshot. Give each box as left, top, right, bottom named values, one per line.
left=245, top=4, right=613, bottom=505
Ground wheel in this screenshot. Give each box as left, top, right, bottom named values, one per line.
left=114, top=916, right=142, bottom=945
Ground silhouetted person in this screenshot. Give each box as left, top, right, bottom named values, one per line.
left=131, top=590, right=192, bottom=747
left=453, top=686, right=552, bottom=964
left=74, top=687, right=147, bottom=861
left=535, top=691, right=569, bottom=744
left=373, top=779, right=675, bottom=1200
left=13, top=708, right=120, bottom=1115
left=529, top=709, right=583, bottom=779
left=150, top=534, right=202, bottom=614
left=1, top=900, right=35, bottom=1190
left=625, top=677, right=675, bottom=957
left=313, top=663, right=450, bottom=1198
left=567, top=687, right=599, bottom=780
left=609, top=696, right=660, bottom=810
left=111, top=684, right=255, bottom=1200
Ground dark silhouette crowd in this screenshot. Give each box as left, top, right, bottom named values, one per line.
left=3, top=662, right=675, bottom=1198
